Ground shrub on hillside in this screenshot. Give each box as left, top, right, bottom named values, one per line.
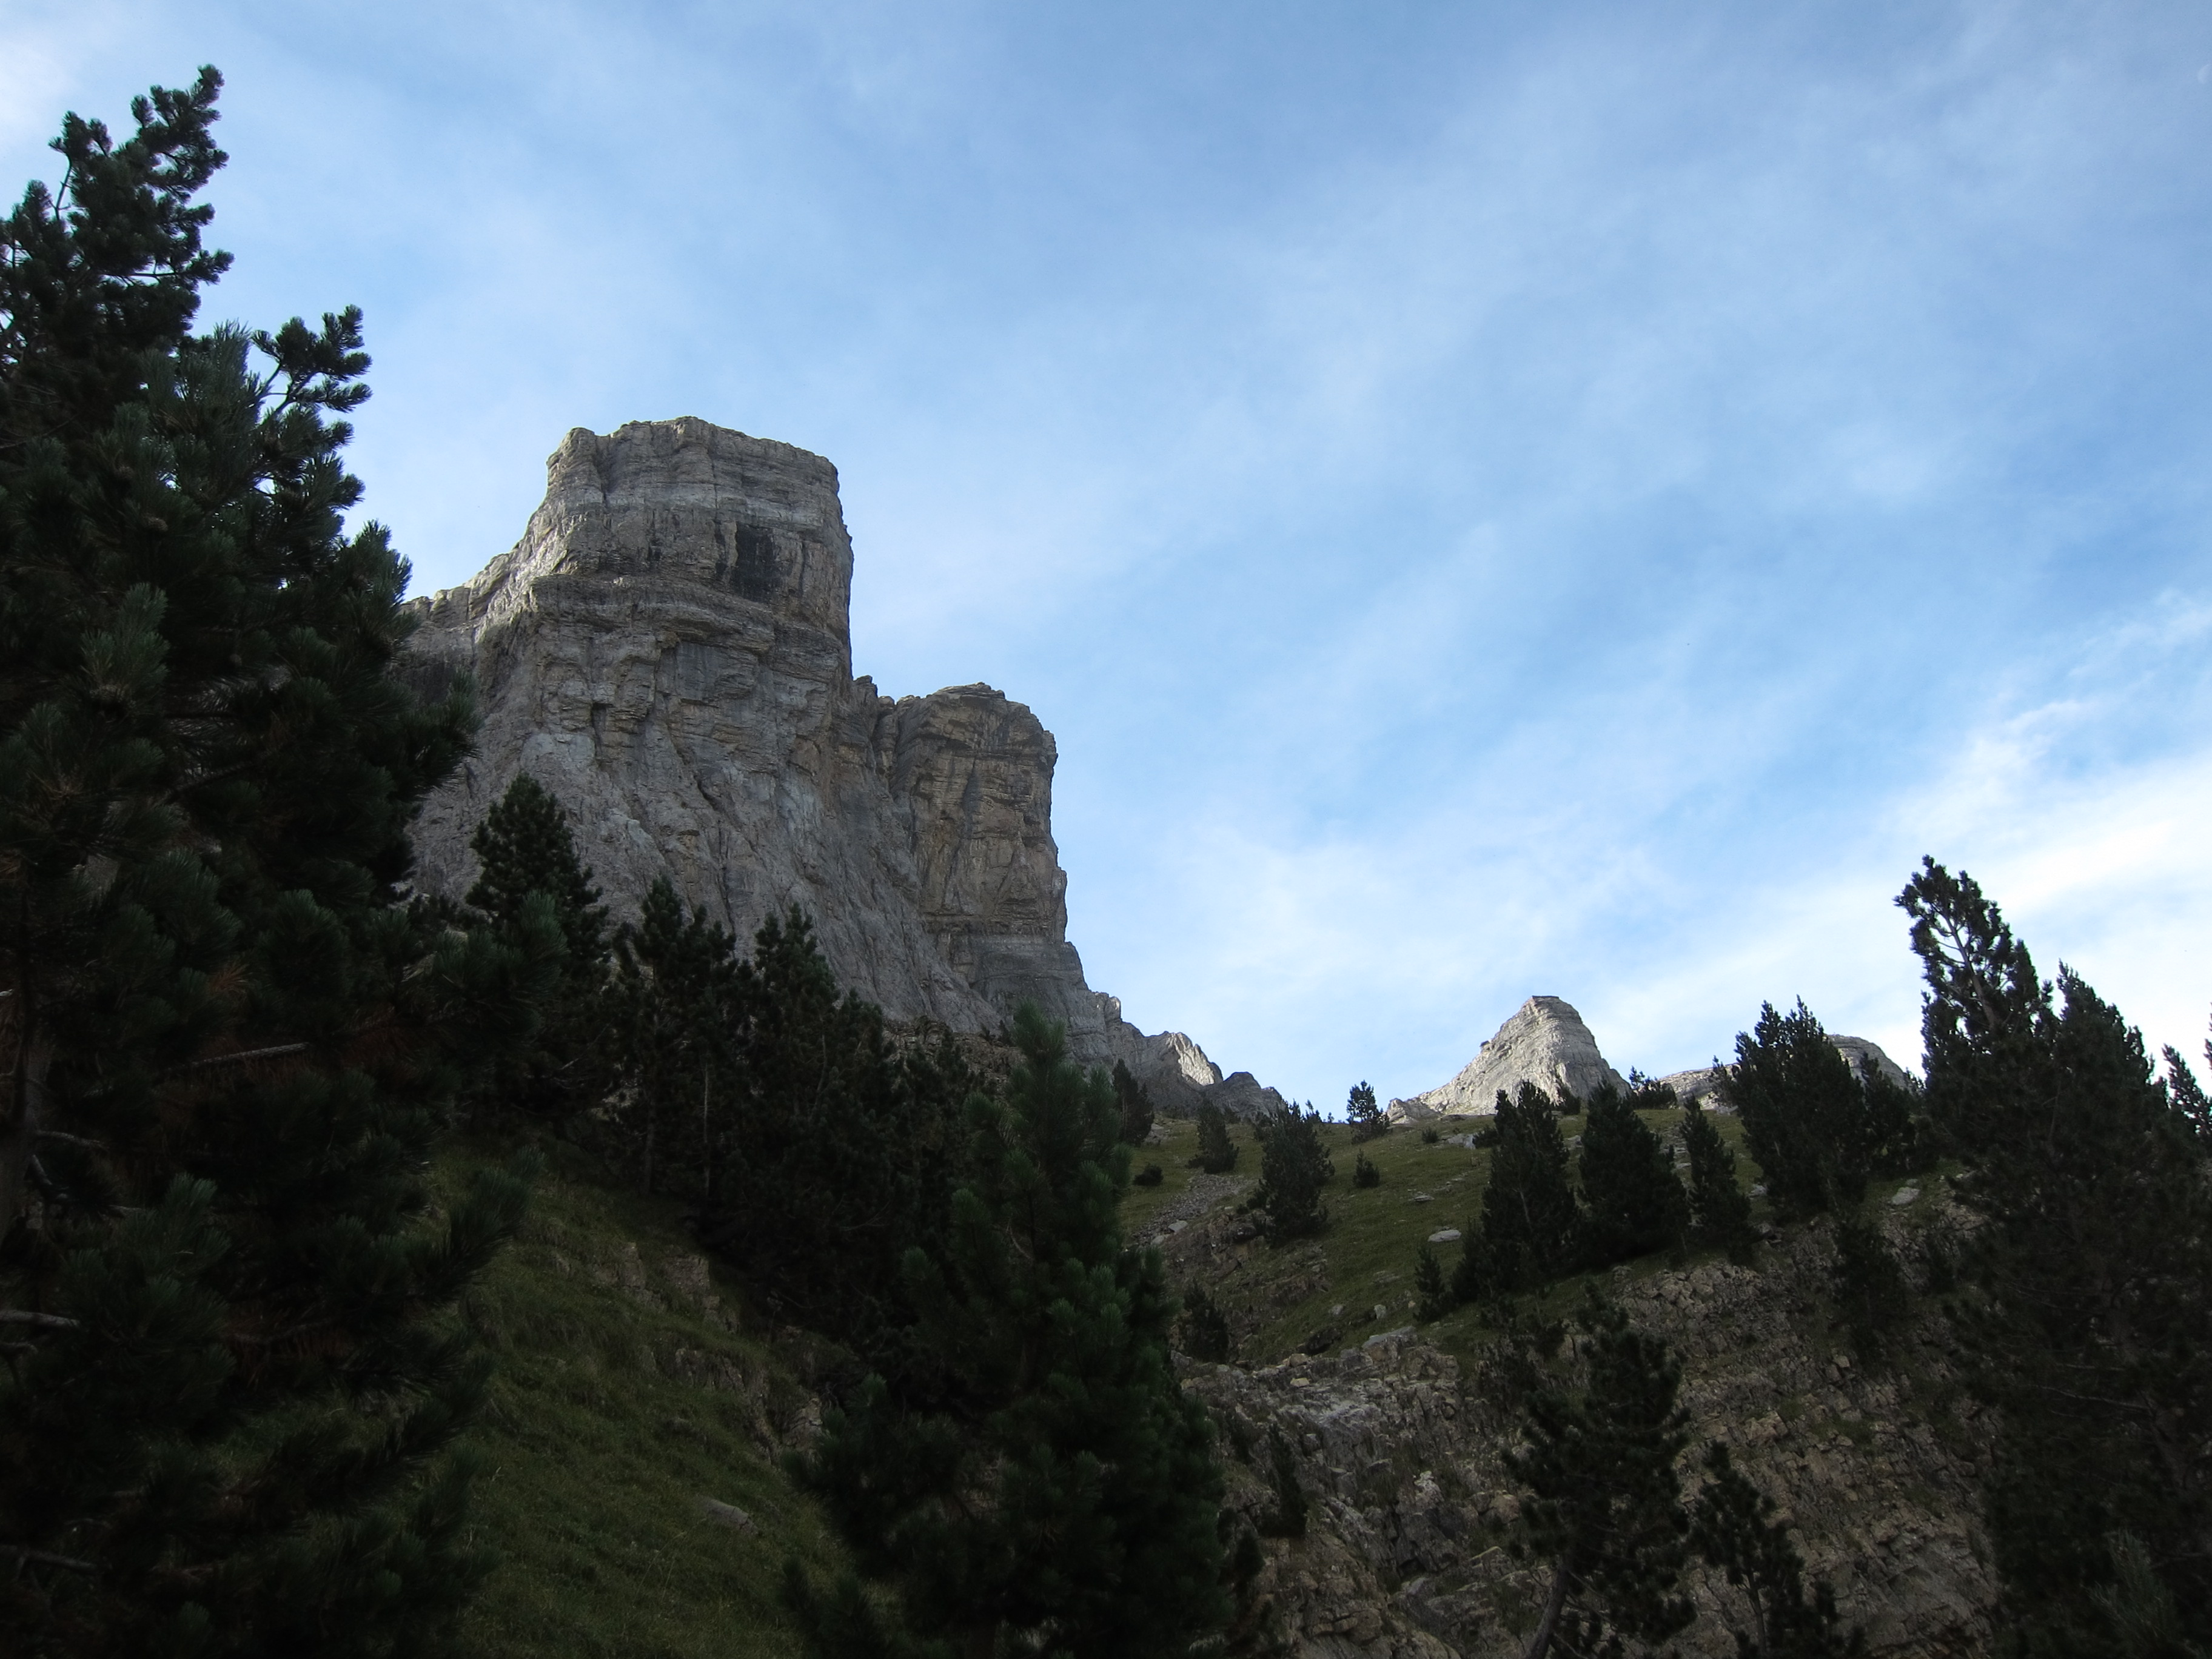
left=1726, top=1000, right=1926, bottom=1219
left=1178, top=1286, right=1234, bottom=1362
left=1479, top=1082, right=1583, bottom=1291
left=1113, top=1059, right=1156, bottom=1145
left=1680, top=1099, right=1758, bottom=1263
left=1254, top=1101, right=1335, bottom=1243
left=1196, top=1102, right=1241, bottom=1173
left=1578, top=1083, right=1691, bottom=1267
left=1346, top=1079, right=1388, bottom=1141
left=1354, top=1150, right=1382, bottom=1188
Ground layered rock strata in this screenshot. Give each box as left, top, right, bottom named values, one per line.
left=401, top=418, right=1210, bottom=1076
left=1390, top=996, right=1629, bottom=1121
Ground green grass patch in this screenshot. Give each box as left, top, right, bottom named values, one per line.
left=442, top=1144, right=839, bottom=1659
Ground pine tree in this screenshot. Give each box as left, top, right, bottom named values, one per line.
left=1577, top=1082, right=1689, bottom=1267
left=1899, top=858, right=2212, bottom=1654
left=1829, top=1210, right=1908, bottom=1369
left=1727, top=1001, right=1879, bottom=1219
left=1691, top=1443, right=1863, bottom=1657
left=1195, top=1101, right=1239, bottom=1173
left=1111, top=1059, right=1155, bottom=1145
left=1414, top=1242, right=1452, bottom=1321
left=1503, top=1294, right=1695, bottom=1659
left=1178, top=1285, right=1233, bottom=1363
left=789, top=1005, right=1228, bottom=1658
left=1480, top=1083, right=1582, bottom=1292
left=1681, top=1098, right=1758, bottom=1263
left=1353, top=1150, right=1381, bottom=1188
left=463, top=773, right=610, bottom=1121
left=1346, top=1079, right=1386, bottom=1141
left=1253, top=1101, right=1333, bottom=1244
left=0, top=72, right=550, bottom=1653
left=604, top=878, right=740, bottom=1198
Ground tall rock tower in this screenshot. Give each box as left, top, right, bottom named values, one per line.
left=401, top=418, right=1212, bottom=1090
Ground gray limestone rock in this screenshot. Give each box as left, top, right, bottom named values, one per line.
left=400, top=418, right=1212, bottom=1073
left=1204, top=1071, right=1293, bottom=1122
left=1389, top=996, right=1627, bottom=1122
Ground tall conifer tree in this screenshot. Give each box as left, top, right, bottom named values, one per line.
left=1899, top=859, right=2212, bottom=1655
left=1577, top=1082, right=1689, bottom=1267
left=789, top=1005, right=1228, bottom=1658
left=1503, top=1296, right=1694, bottom=1659
left=1479, top=1082, right=1582, bottom=1291
left=0, top=72, right=548, bottom=1654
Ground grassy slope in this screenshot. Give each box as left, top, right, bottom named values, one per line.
left=1127, top=1107, right=1940, bottom=1369
left=439, top=1144, right=836, bottom=1659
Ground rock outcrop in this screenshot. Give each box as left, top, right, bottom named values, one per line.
left=1165, top=1197, right=1997, bottom=1657
left=1660, top=1034, right=1915, bottom=1111
left=1390, top=996, right=1629, bottom=1121
left=401, top=418, right=1213, bottom=1073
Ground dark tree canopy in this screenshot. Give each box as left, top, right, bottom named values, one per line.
left=1195, top=1102, right=1239, bottom=1173
left=1253, top=1100, right=1333, bottom=1244
left=1346, top=1079, right=1386, bottom=1141
left=1691, top=1443, right=1863, bottom=1658
left=1680, top=1099, right=1758, bottom=1263
left=789, top=1006, right=1228, bottom=1659
left=1504, top=1296, right=1695, bottom=1659
left=1899, top=858, right=2212, bottom=1656
left=0, top=71, right=548, bottom=1654
left=1577, top=1082, right=1689, bottom=1267
left=1478, top=1082, right=1582, bottom=1292
left=462, top=772, right=611, bottom=1121
left=1725, top=1001, right=1922, bottom=1219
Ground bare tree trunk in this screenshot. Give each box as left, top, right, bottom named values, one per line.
left=1523, top=1555, right=1572, bottom=1659
left=1, top=1016, right=52, bottom=1239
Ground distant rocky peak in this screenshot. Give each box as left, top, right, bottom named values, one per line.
left=1391, top=994, right=1628, bottom=1121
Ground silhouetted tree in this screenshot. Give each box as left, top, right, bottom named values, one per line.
left=1578, top=1082, right=1689, bottom=1267
left=1503, top=1295, right=1694, bottom=1659
left=1681, top=1098, right=1758, bottom=1263
left=1691, top=1443, right=1863, bottom=1658
left=0, top=69, right=547, bottom=1652
left=1479, top=1083, right=1582, bottom=1291
left=1254, top=1101, right=1333, bottom=1243
left=1899, top=858, right=2212, bottom=1654
left=1112, top=1059, right=1155, bottom=1145
left=788, top=1006, right=1227, bottom=1659
left=1346, top=1079, right=1386, bottom=1141
left=1195, top=1102, right=1239, bottom=1173
left=464, top=772, right=611, bottom=1120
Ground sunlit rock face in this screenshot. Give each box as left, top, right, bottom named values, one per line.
left=400, top=417, right=1212, bottom=1074
left=1389, top=996, right=1630, bottom=1121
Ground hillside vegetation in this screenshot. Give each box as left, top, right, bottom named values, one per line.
left=443, top=1142, right=836, bottom=1659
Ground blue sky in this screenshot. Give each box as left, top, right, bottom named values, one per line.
left=8, top=1, right=2211, bottom=1106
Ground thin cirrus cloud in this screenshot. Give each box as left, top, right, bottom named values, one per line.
left=4, top=1, right=2209, bottom=1108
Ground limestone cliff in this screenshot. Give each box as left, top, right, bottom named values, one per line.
left=1390, top=996, right=1629, bottom=1121
left=401, top=418, right=1207, bottom=1075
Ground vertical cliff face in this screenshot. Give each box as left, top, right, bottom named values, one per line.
left=401, top=418, right=1201, bottom=1074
